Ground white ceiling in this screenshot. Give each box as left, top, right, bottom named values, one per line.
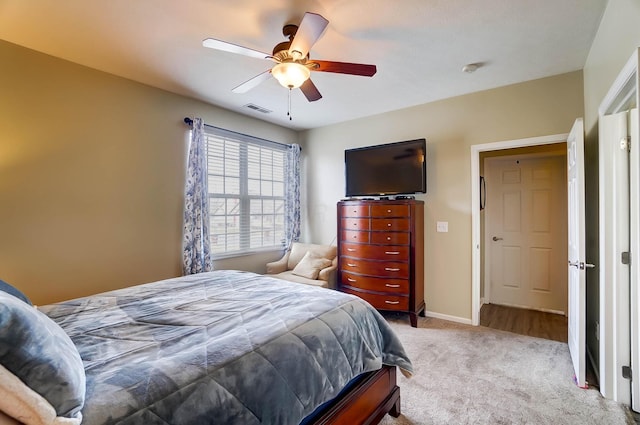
left=0, top=0, right=607, bottom=130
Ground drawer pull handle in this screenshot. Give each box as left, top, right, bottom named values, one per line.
left=387, top=209, right=391, bottom=213
left=385, top=251, right=400, bottom=255
left=347, top=248, right=356, bottom=252
left=387, top=223, right=392, bottom=227
left=347, top=263, right=357, bottom=267
left=386, top=237, right=392, bottom=240
left=347, top=278, right=356, bottom=282
left=385, top=284, right=400, bottom=288
left=385, top=267, right=400, bottom=271
left=385, top=300, right=400, bottom=305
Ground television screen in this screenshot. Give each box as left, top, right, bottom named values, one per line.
left=345, top=139, right=426, bottom=197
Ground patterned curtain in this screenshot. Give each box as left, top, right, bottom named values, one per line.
left=284, top=144, right=302, bottom=249
left=182, top=118, right=213, bottom=275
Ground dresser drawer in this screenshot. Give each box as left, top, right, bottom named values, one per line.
left=341, top=218, right=370, bottom=231
left=340, top=205, right=369, bottom=217
left=341, top=230, right=369, bottom=243
left=370, top=232, right=410, bottom=245
left=342, top=288, right=409, bottom=311
left=371, top=218, right=410, bottom=232
left=341, top=242, right=409, bottom=261
left=341, top=271, right=410, bottom=294
left=370, top=204, right=410, bottom=217
left=341, top=258, right=409, bottom=278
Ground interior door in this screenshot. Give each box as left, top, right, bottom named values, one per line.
left=485, top=155, right=567, bottom=312
left=567, top=118, right=587, bottom=388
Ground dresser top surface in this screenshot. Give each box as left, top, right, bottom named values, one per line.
left=338, top=199, right=424, bottom=205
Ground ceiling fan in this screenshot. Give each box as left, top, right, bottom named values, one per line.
left=202, top=12, right=377, bottom=102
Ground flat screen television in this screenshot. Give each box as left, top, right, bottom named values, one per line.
left=345, top=139, right=426, bottom=197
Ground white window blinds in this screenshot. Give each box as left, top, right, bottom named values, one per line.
left=203, top=126, right=287, bottom=256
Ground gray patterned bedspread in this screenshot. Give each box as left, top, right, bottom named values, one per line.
left=39, top=270, right=413, bottom=425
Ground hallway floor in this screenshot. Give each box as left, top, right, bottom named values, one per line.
left=480, top=303, right=568, bottom=343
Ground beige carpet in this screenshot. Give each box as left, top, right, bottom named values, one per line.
left=380, top=315, right=634, bottom=425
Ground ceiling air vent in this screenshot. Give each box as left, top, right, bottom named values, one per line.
left=243, top=103, right=272, bottom=114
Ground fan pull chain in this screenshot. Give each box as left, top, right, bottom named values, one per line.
left=287, top=88, right=292, bottom=121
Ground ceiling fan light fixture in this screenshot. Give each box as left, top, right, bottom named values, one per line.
left=272, top=62, right=310, bottom=89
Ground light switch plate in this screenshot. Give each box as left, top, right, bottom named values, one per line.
left=436, top=221, right=448, bottom=232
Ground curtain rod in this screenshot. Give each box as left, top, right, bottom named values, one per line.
left=183, top=117, right=296, bottom=150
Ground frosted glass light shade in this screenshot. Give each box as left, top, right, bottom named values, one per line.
left=272, top=62, right=311, bottom=89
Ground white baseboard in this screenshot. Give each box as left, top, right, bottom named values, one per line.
left=485, top=301, right=565, bottom=316
left=424, top=310, right=473, bottom=325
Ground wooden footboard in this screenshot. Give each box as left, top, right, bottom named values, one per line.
left=311, top=365, right=401, bottom=425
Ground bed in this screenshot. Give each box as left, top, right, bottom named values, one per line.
left=0, top=270, right=412, bottom=425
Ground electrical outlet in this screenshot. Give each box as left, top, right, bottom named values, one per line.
left=436, top=221, right=448, bottom=232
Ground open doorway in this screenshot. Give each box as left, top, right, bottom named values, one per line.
left=479, top=144, right=568, bottom=342
left=471, top=122, right=599, bottom=392
left=470, top=133, right=569, bottom=327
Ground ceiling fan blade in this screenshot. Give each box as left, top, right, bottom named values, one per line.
left=300, top=79, right=322, bottom=102
left=203, top=38, right=271, bottom=60
left=310, top=60, right=377, bottom=77
left=289, top=12, right=329, bottom=59
left=232, top=70, right=272, bottom=93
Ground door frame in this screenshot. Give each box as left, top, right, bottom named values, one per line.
left=597, top=48, right=638, bottom=406
left=471, top=133, right=568, bottom=326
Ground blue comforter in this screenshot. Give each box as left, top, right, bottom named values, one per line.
left=40, top=270, right=413, bottom=425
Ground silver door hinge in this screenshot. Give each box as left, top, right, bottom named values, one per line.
left=622, top=251, right=631, bottom=265
left=622, top=365, right=632, bottom=380
left=620, top=136, right=631, bottom=152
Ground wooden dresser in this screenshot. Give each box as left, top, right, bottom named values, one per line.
left=337, top=199, right=425, bottom=327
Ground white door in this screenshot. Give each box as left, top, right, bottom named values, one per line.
left=567, top=118, right=587, bottom=388
left=630, top=108, right=639, bottom=410
left=599, top=111, right=631, bottom=403
left=485, top=154, right=567, bottom=312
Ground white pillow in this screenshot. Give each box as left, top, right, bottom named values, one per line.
left=291, top=251, right=332, bottom=280
left=0, top=293, right=85, bottom=419
left=0, top=364, right=82, bottom=425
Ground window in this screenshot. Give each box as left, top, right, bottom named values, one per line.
left=204, top=127, right=287, bottom=256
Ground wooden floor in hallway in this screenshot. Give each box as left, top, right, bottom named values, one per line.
left=480, top=303, right=568, bottom=343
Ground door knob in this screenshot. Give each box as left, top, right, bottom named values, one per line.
left=492, top=236, right=503, bottom=241
left=568, top=261, right=596, bottom=269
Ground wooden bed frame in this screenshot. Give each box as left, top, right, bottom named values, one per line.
left=0, top=366, right=400, bottom=425
left=310, top=365, right=401, bottom=425
left=0, top=366, right=401, bottom=425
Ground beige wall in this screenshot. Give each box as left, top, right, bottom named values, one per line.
left=0, top=40, right=296, bottom=305
left=300, top=72, right=584, bottom=321
left=583, top=0, right=640, bottom=132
